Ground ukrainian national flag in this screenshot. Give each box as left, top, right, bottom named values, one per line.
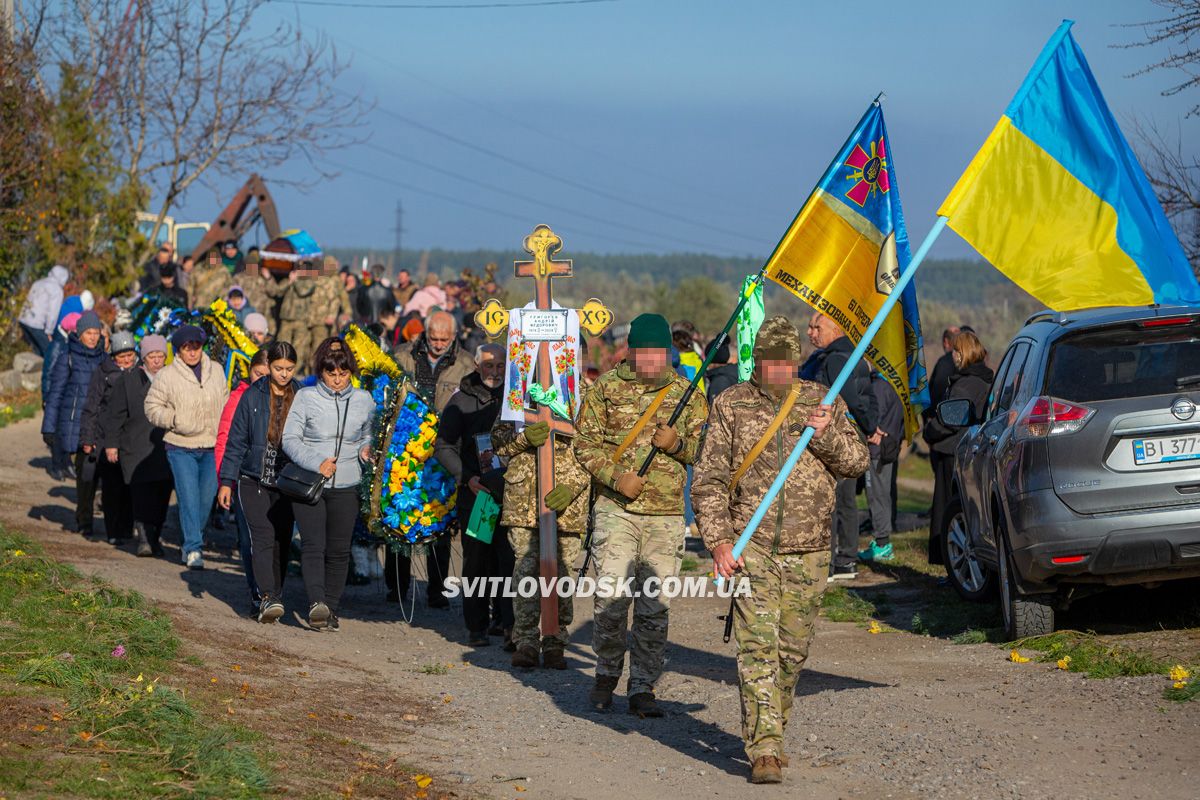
left=940, top=20, right=1200, bottom=310
left=766, top=102, right=928, bottom=437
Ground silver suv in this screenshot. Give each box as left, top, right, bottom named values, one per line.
left=937, top=306, right=1200, bottom=638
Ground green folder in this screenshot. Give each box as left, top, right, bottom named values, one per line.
left=465, top=491, right=500, bottom=545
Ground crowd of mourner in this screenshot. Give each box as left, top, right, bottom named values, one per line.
left=15, top=240, right=988, bottom=783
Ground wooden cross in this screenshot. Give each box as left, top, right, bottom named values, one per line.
left=513, top=224, right=576, bottom=635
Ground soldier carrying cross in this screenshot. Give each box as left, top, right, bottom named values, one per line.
left=573, top=312, right=707, bottom=717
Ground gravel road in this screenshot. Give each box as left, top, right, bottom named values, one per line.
left=2, top=415, right=1195, bottom=799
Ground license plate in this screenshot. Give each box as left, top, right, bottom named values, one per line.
left=1133, top=434, right=1200, bottom=465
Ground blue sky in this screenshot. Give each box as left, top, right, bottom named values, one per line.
left=173, top=0, right=1198, bottom=259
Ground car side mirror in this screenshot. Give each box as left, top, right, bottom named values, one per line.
left=937, top=398, right=976, bottom=428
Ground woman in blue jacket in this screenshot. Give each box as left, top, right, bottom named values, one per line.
left=217, top=341, right=300, bottom=624
left=41, top=310, right=107, bottom=534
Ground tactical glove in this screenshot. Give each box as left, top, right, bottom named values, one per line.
left=524, top=421, right=550, bottom=447
left=544, top=484, right=581, bottom=512
left=614, top=471, right=645, bottom=500
left=650, top=423, right=681, bottom=454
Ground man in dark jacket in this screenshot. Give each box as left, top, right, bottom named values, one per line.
left=433, top=343, right=513, bottom=646
left=156, top=262, right=190, bottom=309
left=924, top=326, right=961, bottom=421
left=357, top=264, right=396, bottom=325
left=859, top=372, right=905, bottom=562
left=140, top=243, right=179, bottom=291
left=82, top=331, right=139, bottom=544
left=704, top=337, right=739, bottom=405
left=801, top=313, right=877, bottom=580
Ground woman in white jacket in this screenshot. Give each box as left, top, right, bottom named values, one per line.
left=144, top=325, right=229, bottom=570
left=282, top=338, right=374, bottom=631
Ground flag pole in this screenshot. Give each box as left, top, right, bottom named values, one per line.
left=632, top=93, right=887, bottom=480
left=724, top=215, right=950, bottom=573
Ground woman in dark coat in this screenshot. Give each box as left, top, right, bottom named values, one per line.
left=41, top=311, right=107, bottom=535
left=101, top=335, right=173, bottom=557
left=923, top=331, right=994, bottom=565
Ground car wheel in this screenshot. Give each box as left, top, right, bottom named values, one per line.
left=997, top=524, right=1054, bottom=640
left=941, top=496, right=996, bottom=602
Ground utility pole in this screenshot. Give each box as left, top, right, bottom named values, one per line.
left=391, top=199, right=404, bottom=277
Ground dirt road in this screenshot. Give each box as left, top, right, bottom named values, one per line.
left=2, top=414, right=1196, bottom=799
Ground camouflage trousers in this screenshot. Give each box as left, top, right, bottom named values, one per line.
left=591, top=495, right=684, bottom=695
left=277, top=321, right=313, bottom=372
left=734, top=540, right=830, bottom=762
left=508, top=527, right=582, bottom=651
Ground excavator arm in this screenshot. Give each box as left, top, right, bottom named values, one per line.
left=187, top=174, right=281, bottom=261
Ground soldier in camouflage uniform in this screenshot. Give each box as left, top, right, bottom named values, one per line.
left=692, top=316, right=869, bottom=784
left=277, top=263, right=318, bottom=370
left=307, top=255, right=353, bottom=346
left=237, top=253, right=287, bottom=335
left=492, top=400, right=592, bottom=671
left=189, top=249, right=232, bottom=310
left=573, top=313, right=707, bottom=717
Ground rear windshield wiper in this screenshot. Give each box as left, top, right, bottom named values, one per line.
left=1177, top=374, right=1200, bottom=388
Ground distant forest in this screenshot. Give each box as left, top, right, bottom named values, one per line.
left=328, top=246, right=1042, bottom=362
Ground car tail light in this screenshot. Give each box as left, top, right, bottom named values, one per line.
left=1051, top=555, right=1087, bottom=565
left=1140, top=316, right=1198, bottom=328
left=1015, top=396, right=1095, bottom=439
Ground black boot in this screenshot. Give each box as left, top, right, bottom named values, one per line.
left=147, top=525, right=165, bottom=557
left=134, top=522, right=152, bottom=557
left=589, top=675, right=619, bottom=711
left=628, top=692, right=664, bottom=718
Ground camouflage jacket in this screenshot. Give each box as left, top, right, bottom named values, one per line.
left=279, top=277, right=317, bottom=322
left=308, top=274, right=352, bottom=328
left=573, top=362, right=707, bottom=516
left=190, top=263, right=232, bottom=310
left=692, top=379, right=869, bottom=555
left=492, top=415, right=592, bottom=534
left=239, top=271, right=286, bottom=329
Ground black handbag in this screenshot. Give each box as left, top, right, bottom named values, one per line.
left=276, top=395, right=349, bottom=505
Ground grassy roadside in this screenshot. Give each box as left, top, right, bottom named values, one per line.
left=0, top=527, right=272, bottom=798
left=824, top=453, right=1200, bottom=701
left=0, top=390, right=40, bottom=430
left=0, top=526, right=449, bottom=799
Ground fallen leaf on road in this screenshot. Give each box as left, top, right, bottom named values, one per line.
left=868, top=621, right=881, bottom=634
left=1056, top=656, right=1071, bottom=670
left=230, top=664, right=242, bottom=672
left=1009, top=650, right=1030, bottom=664
left=414, top=775, right=432, bottom=789
left=78, top=732, right=94, bottom=742
left=1168, top=665, right=1190, bottom=682
left=31, top=724, right=46, bottom=732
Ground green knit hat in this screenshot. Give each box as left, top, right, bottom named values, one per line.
left=627, top=313, right=672, bottom=349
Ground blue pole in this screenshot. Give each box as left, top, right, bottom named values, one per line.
left=727, top=215, right=951, bottom=567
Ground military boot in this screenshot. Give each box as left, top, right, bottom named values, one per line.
left=510, top=645, right=539, bottom=669
left=750, top=755, right=783, bottom=784
left=134, top=522, right=152, bottom=557
left=541, top=648, right=567, bottom=670
left=589, top=675, right=619, bottom=711
left=628, top=692, right=664, bottom=718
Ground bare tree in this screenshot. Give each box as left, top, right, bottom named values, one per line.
left=1122, top=1, right=1200, bottom=270
left=29, top=0, right=369, bottom=252
left=1124, top=0, right=1200, bottom=117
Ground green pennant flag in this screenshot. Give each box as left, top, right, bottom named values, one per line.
left=736, top=274, right=765, bottom=382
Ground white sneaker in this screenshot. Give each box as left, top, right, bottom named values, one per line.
left=186, top=551, right=205, bottom=570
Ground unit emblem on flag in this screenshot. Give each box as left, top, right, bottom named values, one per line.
left=844, top=138, right=890, bottom=207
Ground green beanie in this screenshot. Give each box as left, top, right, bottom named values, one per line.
left=627, top=313, right=671, bottom=349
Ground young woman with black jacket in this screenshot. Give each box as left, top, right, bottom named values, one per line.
left=923, top=331, right=995, bottom=565
left=217, top=341, right=300, bottom=624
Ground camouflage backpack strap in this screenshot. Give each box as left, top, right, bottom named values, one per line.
left=730, top=382, right=804, bottom=493
left=612, top=383, right=673, bottom=464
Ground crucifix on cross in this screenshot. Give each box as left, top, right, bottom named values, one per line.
left=514, top=225, right=576, bottom=634
left=475, top=224, right=613, bottom=635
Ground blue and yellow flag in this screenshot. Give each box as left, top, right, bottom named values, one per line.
left=766, top=102, right=928, bottom=437
left=940, top=20, right=1200, bottom=310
